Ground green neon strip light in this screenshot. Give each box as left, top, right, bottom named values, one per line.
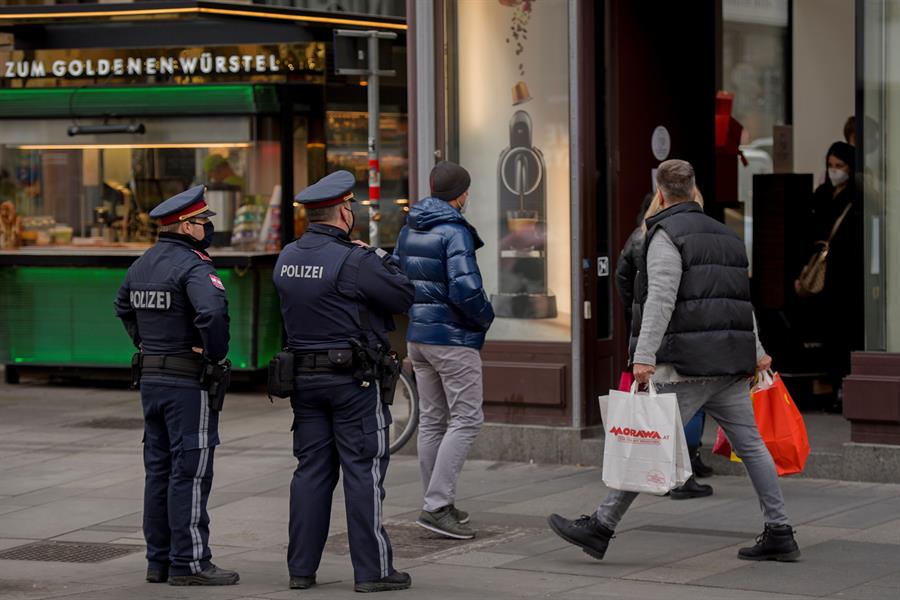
left=0, top=85, right=279, bottom=118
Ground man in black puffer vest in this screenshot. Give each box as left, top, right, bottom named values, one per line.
left=549, top=160, right=800, bottom=563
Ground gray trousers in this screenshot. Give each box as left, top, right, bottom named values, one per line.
left=408, top=342, right=485, bottom=512
left=596, top=376, right=790, bottom=530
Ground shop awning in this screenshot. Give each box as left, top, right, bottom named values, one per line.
left=0, top=85, right=279, bottom=118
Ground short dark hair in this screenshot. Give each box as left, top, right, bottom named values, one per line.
left=306, top=203, right=343, bottom=223
left=656, top=160, right=695, bottom=202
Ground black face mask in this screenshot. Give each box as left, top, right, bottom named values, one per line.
left=344, top=205, right=355, bottom=235
left=200, top=221, right=214, bottom=249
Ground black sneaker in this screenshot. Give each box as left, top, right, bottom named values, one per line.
left=738, top=524, right=801, bottom=562
left=146, top=566, right=168, bottom=583
left=547, top=513, right=614, bottom=560
left=290, top=574, right=316, bottom=589
left=169, top=564, right=240, bottom=586
left=669, top=476, right=714, bottom=500
left=690, top=448, right=714, bottom=478
left=354, top=571, right=412, bottom=593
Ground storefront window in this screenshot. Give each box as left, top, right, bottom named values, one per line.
left=0, top=116, right=283, bottom=252
left=325, top=111, right=409, bottom=247
left=722, top=0, right=790, bottom=267
left=861, top=0, right=895, bottom=351
left=450, top=0, right=571, bottom=343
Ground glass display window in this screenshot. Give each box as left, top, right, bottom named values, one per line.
left=325, top=110, right=409, bottom=247
left=861, top=0, right=896, bottom=352
left=448, top=0, right=572, bottom=343
left=0, top=115, right=286, bottom=252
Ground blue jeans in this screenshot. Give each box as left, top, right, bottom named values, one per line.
left=596, top=377, right=789, bottom=529
left=684, top=409, right=705, bottom=449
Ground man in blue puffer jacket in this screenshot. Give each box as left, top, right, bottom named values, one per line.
left=394, top=161, right=494, bottom=540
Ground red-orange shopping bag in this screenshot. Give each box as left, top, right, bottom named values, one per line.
left=752, top=371, right=810, bottom=476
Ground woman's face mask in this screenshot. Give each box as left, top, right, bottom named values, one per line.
left=828, top=167, right=849, bottom=187
left=827, top=155, right=850, bottom=187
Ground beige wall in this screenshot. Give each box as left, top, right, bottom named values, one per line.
left=792, top=0, right=855, bottom=182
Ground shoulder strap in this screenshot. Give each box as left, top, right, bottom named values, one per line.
left=826, top=203, right=853, bottom=243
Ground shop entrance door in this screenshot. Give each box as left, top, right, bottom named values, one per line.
left=580, top=0, right=718, bottom=427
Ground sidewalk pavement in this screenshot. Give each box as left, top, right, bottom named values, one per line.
left=2, top=380, right=900, bottom=600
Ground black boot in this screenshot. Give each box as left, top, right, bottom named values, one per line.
left=290, top=574, right=316, bottom=589
left=354, top=571, right=412, bottom=593
left=169, top=564, right=240, bottom=586
left=669, top=475, right=713, bottom=500
left=146, top=566, right=168, bottom=583
left=690, top=447, right=713, bottom=478
left=547, top=513, right=614, bottom=560
left=738, top=524, right=801, bottom=562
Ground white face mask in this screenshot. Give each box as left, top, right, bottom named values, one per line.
left=457, top=194, right=469, bottom=214
left=828, top=168, right=849, bottom=187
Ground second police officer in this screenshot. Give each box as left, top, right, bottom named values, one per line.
left=273, top=171, right=415, bottom=592
left=114, top=186, right=238, bottom=586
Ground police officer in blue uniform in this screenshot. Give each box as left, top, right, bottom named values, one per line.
left=114, top=186, right=239, bottom=586
left=273, top=171, right=415, bottom=592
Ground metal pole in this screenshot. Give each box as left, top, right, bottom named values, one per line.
left=367, top=34, right=381, bottom=248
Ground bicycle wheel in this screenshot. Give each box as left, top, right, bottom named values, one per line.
left=389, top=371, right=419, bottom=454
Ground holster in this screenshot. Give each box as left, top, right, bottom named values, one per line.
left=267, top=350, right=296, bottom=399
left=130, top=352, right=141, bottom=389
left=202, top=359, right=231, bottom=411
left=378, top=351, right=400, bottom=406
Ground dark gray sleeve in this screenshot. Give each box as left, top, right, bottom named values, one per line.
left=113, top=273, right=141, bottom=349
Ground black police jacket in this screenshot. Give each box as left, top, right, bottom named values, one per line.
left=114, top=233, right=230, bottom=362
left=273, top=223, right=414, bottom=352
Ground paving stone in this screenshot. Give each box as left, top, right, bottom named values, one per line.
left=500, top=529, right=740, bottom=579
left=0, top=498, right=137, bottom=539
left=693, top=541, right=900, bottom=597
left=809, top=495, right=900, bottom=529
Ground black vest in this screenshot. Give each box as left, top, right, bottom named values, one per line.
left=273, top=224, right=369, bottom=351
left=629, top=202, right=756, bottom=376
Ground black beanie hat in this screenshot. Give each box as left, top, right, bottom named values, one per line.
left=430, top=161, right=471, bottom=201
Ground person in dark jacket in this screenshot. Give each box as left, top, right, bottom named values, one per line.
left=273, top=171, right=414, bottom=593
left=114, top=186, right=238, bottom=586
left=549, top=160, right=799, bottom=565
left=796, top=141, right=863, bottom=403
left=394, top=161, right=494, bottom=540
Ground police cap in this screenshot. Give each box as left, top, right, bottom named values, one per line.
left=149, top=185, right=217, bottom=225
left=295, top=170, right=356, bottom=209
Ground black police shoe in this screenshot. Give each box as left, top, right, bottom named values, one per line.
left=669, top=475, right=714, bottom=500
left=146, top=566, right=168, bottom=583
left=547, top=513, right=614, bottom=560
left=169, top=564, right=240, bottom=586
left=290, top=574, right=316, bottom=589
left=354, top=570, right=412, bottom=593
left=690, top=447, right=714, bottom=478
left=738, top=524, right=801, bottom=562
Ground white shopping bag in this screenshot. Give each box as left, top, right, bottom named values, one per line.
left=598, top=382, right=691, bottom=494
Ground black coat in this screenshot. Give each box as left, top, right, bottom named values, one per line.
left=616, top=226, right=644, bottom=342
left=802, top=182, right=864, bottom=376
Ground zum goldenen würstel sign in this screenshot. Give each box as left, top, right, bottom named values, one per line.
left=0, top=44, right=325, bottom=85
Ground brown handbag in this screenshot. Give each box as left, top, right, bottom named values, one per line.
left=795, top=203, right=852, bottom=298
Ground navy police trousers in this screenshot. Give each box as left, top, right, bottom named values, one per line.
left=141, top=377, right=219, bottom=576
left=288, top=375, right=394, bottom=583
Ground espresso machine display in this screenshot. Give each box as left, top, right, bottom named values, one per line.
left=491, top=110, right=557, bottom=319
